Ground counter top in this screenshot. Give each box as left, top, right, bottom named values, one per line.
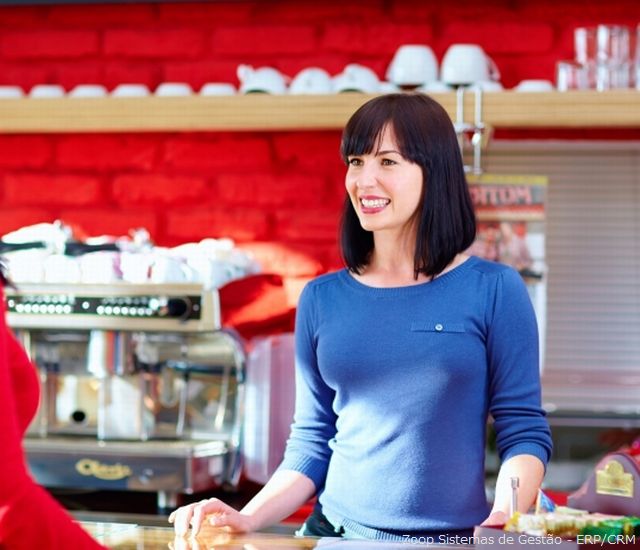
left=81, top=522, right=471, bottom=549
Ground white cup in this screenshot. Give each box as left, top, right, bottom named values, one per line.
left=79, top=252, right=119, bottom=284
left=120, top=251, right=154, bottom=283
left=150, top=256, right=194, bottom=283
left=513, top=79, right=554, bottom=92
left=111, top=84, right=151, bottom=97
left=0, top=85, right=24, bottom=98
left=289, top=68, right=333, bottom=94
left=43, top=254, right=82, bottom=283
left=237, top=65, right=288, bottom=94
left=155, top=82, right=193, bottom=96
left=386, top=44, right=438, bottom=87
left=3, top=250, right=48, bottom=283
left=68, top=84, right=108, bottom=98
left=29, top=84, right=66, bottom=98
left=441, top=44, right=500, bottom=86
left=200, top=82, right=237, bottom=95
left=332, top=64, right=380, bottom=93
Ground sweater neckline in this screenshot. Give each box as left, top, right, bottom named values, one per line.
left=338, top=255, right=478, bottom=297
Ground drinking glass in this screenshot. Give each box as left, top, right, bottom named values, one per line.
left=596, top=25, right=630, bottom=64
left=556, top=60, right=589, bottom=91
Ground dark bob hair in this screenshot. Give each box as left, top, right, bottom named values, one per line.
left=339, top=93, right=476, bottom=279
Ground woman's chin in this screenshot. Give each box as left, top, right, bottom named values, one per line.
left=357, top=217, right=382, bottom=232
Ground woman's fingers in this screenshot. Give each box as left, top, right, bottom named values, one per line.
left=169, top=498, right=242, bottom=536
left=190, top=499, right=218, bottom=535
left=171, top=502, right=198, bottom=536
left=200, top=500, right=250, bottom=533
left=207, top=512, right=240, bottom=530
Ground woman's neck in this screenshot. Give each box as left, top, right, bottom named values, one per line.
left=357, top=231, right=425, bottom=286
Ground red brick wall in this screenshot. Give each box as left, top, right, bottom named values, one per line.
left=0, top=0, right=638, bottom=274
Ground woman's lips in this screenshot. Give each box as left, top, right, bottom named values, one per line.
left=360, top=196, right=390, bottom=214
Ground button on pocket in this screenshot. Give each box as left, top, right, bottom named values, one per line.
left=410, top=321, right=465, bottom=333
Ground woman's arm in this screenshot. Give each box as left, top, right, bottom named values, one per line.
left=170, top=469, right=316, bottom=536
left=172, top=282, right=335, bottom=536
left=482, top=454, right=545, bottom=525
left=484, top=268, right=552, bottom=524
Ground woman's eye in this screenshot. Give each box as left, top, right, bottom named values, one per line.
left=348, top=158, right=363, bottom=167
left=381, top=158, right=396, bottom=166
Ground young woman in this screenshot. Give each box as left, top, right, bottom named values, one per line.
left=170, top=93, right=552, bottom=541
left=0, top=261, right=106, bottom=549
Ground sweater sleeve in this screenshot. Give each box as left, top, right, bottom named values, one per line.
left=0, top=291, right=107, bottom=550
left=277, top=283, right=337, bottom=491
left=486, top=268, right=553, bottom=467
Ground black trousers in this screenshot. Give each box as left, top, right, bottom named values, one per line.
left=297, top=508, right=345, bottom=537
left=297, top=507, right=475, bottom=541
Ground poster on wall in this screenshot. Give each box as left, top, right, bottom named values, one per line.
left=466, top=173, right=549, bottom=370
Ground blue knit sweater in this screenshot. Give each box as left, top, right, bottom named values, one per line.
left=280, top=256, right=552, bottom=539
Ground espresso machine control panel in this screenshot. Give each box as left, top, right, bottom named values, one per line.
left=5, top=283, right=220, bottom=332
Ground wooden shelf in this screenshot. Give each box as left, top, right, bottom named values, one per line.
left=0, top=90, right=639, bottom=133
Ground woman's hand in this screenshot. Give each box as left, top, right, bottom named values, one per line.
left=168, top=498, right=255, bottom=536
left=480, top=510, right=509, bottom=527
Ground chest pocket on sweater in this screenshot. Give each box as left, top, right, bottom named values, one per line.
left=410, top=321, right=465, bottom=333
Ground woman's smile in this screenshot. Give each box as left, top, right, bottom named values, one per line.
left=359, top=195, right=391, bottom=213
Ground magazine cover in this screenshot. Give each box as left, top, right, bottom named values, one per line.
left=466, top=173, right=549, bottom=370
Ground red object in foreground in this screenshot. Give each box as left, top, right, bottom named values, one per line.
left=544, top=489, right=569, bottom=506
left=219, top=273, right=296, bottom=340
left=282, top=500, right=316, bottom=525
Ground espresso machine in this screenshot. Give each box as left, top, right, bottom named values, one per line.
left=5, top=282, right=245, bottom=511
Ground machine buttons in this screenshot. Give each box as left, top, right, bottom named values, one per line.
left=165, top=298, right=191, bottom=319
left=7, top=289, right=206, bottom=325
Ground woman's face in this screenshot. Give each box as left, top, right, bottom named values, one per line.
left=345, top=125, right=424, bottom=236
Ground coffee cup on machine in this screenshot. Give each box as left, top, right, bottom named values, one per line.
left=441, top=44, right=501, bottom=86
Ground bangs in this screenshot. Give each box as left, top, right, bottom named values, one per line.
left=340, top=107, right=390, bottom=163
left=339, top=96, right=426, bottom=166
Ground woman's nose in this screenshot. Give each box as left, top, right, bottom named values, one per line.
left=355, top=163, right=378, bottom=188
